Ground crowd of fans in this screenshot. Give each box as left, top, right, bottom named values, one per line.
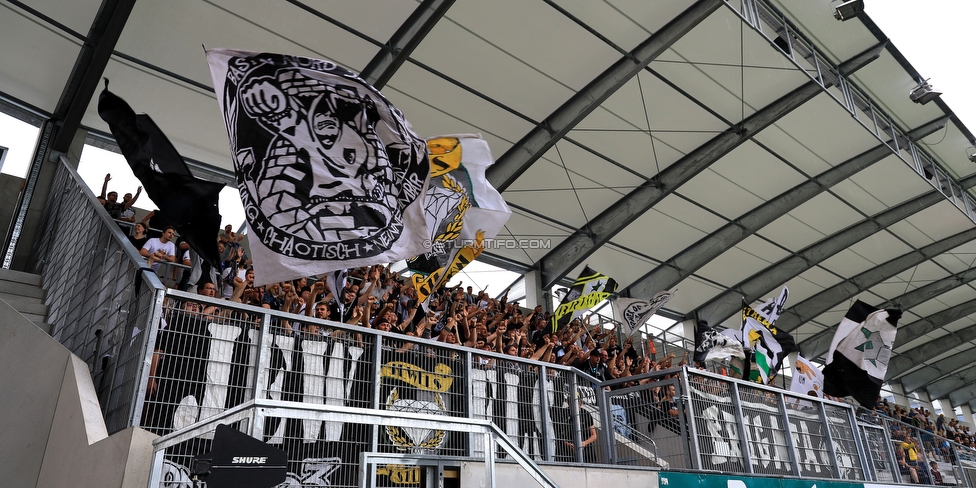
left=99, top=169, right=681, bottom=386
left=101, top=175, right=976, bottom=480
left=865, top=397, right=976, bottom=484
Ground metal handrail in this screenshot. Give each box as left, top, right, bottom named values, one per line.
left=149, top=399, right=559, bottom=488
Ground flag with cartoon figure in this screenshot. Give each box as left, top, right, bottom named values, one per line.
left=741, top=287, right=797, bottom=384
left=790, top=355, right=824, bottom=398
left=207, top=48, right=430, bottom=285
left=409, top=135, right=510, bottom=303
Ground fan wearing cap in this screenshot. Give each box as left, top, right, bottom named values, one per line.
left=574, top=347, right=610, bottom=382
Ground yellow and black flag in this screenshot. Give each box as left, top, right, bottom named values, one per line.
left=740, top=287, right=797, bottom=384
left=551, top=266, right=617, bottom=333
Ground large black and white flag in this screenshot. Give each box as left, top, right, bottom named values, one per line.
left=207, top=49, right=431, bottom=285
left=822, top=300, right=901, bottom=407
left=694, top=321, right=745, bottom=363
left=551, top=266, right=617, bottom=333
left=97, top=86, right=224, bottom=267
left=611, top=291, right=674, bottom=338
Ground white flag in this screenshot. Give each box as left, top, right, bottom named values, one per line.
left=207, top=48, right=431, bottom=285
left=408, top=134, right=511, bottom=303
left=611, top=291, right=675, bottom=338
left=790, top=355, right=824, bottom=398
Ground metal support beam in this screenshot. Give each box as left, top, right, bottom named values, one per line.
left=50, top=0, right=136, bottom=152
left=776, top=225, right=976, bottom=333
left=886, top=323, right=976, bottom=379
left=921, top=358, right=976, bottom=400
left=800, top=263, right=976, bottom=359
left=692, top=190, right=945, bottom=327
left=359, top=0, right=455, bottom=89
left=618, top=115, right=950, bottom=300
left=486, top=0, right=723, bottom=192
left=895, top=304, right=976, bottom=391
left=894, top=299, right=976, bottom=348
left=532, top=41, right=884, bottom=290
left=949, top=381, right=976, bottom=408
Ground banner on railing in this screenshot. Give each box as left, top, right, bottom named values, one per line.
left=688, top=379, right=860, bottom=479
left=145, top=309, right=373, bottom=487
left=658, top=471, right=865, bottom=488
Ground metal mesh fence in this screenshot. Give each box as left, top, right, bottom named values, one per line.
left=823, top=403, right=865, bottom=480
left=783, top=391, right=835, bottom=478
left=140, top=294, right=262, bottom=435
left=468, top=353, right=552, bottom=460
left=860, top=423, right=897, bottom=483
left=687, top=372, right=746, bottom=473
left=605, top=374, right=685, bottom=469
left=879, top=414, right=973, bottom=486
left=28, top=158, right=166, bottom=434
left=738, top=384, right=794, bottom=476
left=375, top=336, right=467, bottom=458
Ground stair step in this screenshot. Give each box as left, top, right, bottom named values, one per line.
left=20, top=311, right=46, bottom=325
left=0, top=279, right=45, bottom=299
left=0, top=269, right=42, bottom=287
left=32, top=322, right=53, bottom=334
left=0, top=294, right=48, bottom=316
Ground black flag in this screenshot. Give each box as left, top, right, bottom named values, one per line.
left=97, top=84, right=224, bottom=267
left=822, top=300, right=901, bottom=406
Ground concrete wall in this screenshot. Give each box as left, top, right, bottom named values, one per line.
left=0, top=173, right=25, bottom=250
left=0, top=298, right=155, bottom=488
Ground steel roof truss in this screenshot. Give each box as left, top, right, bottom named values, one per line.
left=486, top=0, right=724, bottom=192
left=620, top=115, right=950, bottom=300
left=799, top=259, right=976, bottom=359
left=51, top=0, right=136, bottom=152
left=359, top=0, right=455, bottom=90
left=694, top=190, right=945, bottom=326
left=533, top=40, right=886, bottom=291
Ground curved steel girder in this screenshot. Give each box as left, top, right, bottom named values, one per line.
left=533, top=42, right=888, bottom=290
left=948, top=382, right=976, bottom=408
left=909, top=352, right=971, bottom=398
left=618, top=115, right=951, bottom=300
left=799, top=262, right=976, bottom=359
left=894, top=298, right=976, bottom=347
left=51, top=0, right=137, bottom=152
left=886, top=323, right=976, bottom=379
left=360, top=0, right=455, bottom=89
left=486, top=0, right=723, bottom=192
left=776, top=227, right=976, bottom=335
left=692, top=190, right=945, bottom=327
left=917, top=354, right=976, bottom=399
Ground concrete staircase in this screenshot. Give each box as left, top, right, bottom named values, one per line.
left=0, top=268, right=50, bottom=334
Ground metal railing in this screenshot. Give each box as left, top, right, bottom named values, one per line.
left=28, top=156, right=167, bottom=433
left=147, top=400, right=558, bottom=488
left=30, top=156, right=976, bottom=487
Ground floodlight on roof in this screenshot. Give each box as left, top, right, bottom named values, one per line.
left=833, top=0, right=864, bottom=21
left=909, top=78, right=942, bottom=105
left=968, top=153, right=976, bottom=164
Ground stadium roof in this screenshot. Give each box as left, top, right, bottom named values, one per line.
left=3, top=0, right=976, bottom=407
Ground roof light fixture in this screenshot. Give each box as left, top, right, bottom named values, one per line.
left=833, top=0, right=864, bottom=21
left=909, top=78, right=942, bottom=105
